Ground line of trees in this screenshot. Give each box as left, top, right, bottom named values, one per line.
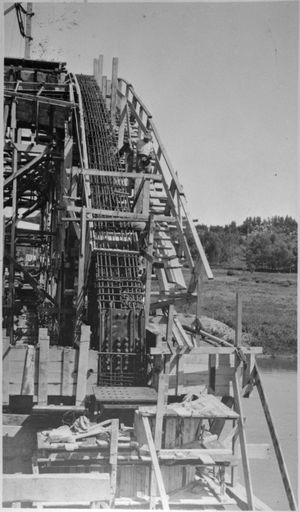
left=185, top=216, right=297, bottom=272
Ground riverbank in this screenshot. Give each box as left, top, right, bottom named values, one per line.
left=181, top=268, right=297, bottom=356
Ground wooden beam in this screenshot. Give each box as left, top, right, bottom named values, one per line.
left=3, top=103, right=10, bottom=139
left=117, top=98, right=127, bottom=149
left=196, top=266, right=204, bottom=325
left=93, top=58, right=99, bottom=80
left=24, top=3, right=33, bottom=59
left=232, top=372, right=254, bottom=509
left=4, top=4, right=16, bottom=15
left=111, top=57, right=118, bottom=123
left=80, top=169, right=162, bottom=180
left=37, top=328, right=49, bottom=406
left=62, top=348, right=74, bottom=395
left=253, top=363, right=297, bottom=510
left=141, top=415, right=169, bottom=510
left=75, top=325, right=90, bottom=406
left=77, top=206, right=87, bottom=309
left=3, top=473, right=110, bottom=504
left=97, top=55, right=103, bottom=89
left=4, top=89, right=75, bottom=109
left=131, top=177, right=146, bottom=211
left=109, top=418, right=119, bottom=507
left=144, top=215, right=154, bottom=325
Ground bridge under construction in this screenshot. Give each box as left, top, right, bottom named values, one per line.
left=2, top=20, right=297, bottom=511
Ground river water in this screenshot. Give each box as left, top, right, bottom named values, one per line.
left=239, top=357, right=298, bottom=510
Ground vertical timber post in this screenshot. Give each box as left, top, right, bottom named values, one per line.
left=76, top=325, right=90, bottom=406
left=97, top=55, right=103, bottom=89
left=37, top=328, right=50, bottom=406
left=93, top=58, right=98, bottom=80
left=232, top=293, right=255, bottom=509
left=231, top=291, right=241, bottom=485
left=102, top=76, right=107, bottom=102
left=3, top=330, right=10, bottom=405
left=111, top=57, right=118, bottom=124
left=144, top=215, right=154, bottom=326
left=235, top=291, right=242, bottom=347
left=9, top=101, right=17, bottom=344
left=195, top=265, right=204, bottom=329
left=150, top=304, right=174, bottom=506
left=24, top=3, right=33, bottom=59
left=117, top=96, right=127, bottom=150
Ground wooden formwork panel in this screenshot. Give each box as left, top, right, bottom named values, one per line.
left=3, top=473, right=110, bottom=505
left=209, top=353, right=235, bottom=397
left=117, top=465, right=150, bottom=498
left=117, top=464, right=194, bottom=497
left=4, top=346, right=98, bottom=398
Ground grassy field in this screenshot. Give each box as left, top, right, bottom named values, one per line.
left=180, top=268, right=297, bottom=355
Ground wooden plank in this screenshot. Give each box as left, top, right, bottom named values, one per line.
left=192, top=346, right=262, bottom=355
left=141, top=415, right=169, bottom=510
left=62, top=348, right=75, bottom=395
left=109, top=418, right=119, bottom=506
left=172, top=322, right=184, bottom=349
left=21, top=345, right=35, bottom=395
left=81, top=169, right=162, bottom=180
left=3, top=474, right=110, bottom=504
left=86, top=349, right=98, bottom=394
left=173, top=317, right=193, bottom=349
left=159, top=448, right=232, bottom=460
left=75, top=325, right=90, bottom=405
left=48, top=346, right=64, bottom=362
left=232, top=371, right=254, bottom=509
left=253, top=363, right=297, bottom=510
left=2, top=331, right=10, bottom=404
left=37, top=328, right=49, bottom=406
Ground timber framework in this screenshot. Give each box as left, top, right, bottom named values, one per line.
left=2, top=49, right=297, bottom=511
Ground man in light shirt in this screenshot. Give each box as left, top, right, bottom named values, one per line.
left=136, top=130, right=154, bottom=173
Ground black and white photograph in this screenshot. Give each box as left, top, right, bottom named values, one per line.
left=2, top=1, right=298, bottom=510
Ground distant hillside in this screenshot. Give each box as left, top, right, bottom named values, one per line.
left=184, top=215, right=297, bottom=272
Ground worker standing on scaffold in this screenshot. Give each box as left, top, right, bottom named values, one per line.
left=136, top=129, right=154, bottom=173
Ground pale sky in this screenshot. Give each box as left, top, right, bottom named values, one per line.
left=4, top=1, right=298, bottom=226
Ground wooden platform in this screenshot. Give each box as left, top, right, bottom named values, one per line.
left=94, top=386, right=158, bottom=404
left=138, top=393, right=239, bottom=419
